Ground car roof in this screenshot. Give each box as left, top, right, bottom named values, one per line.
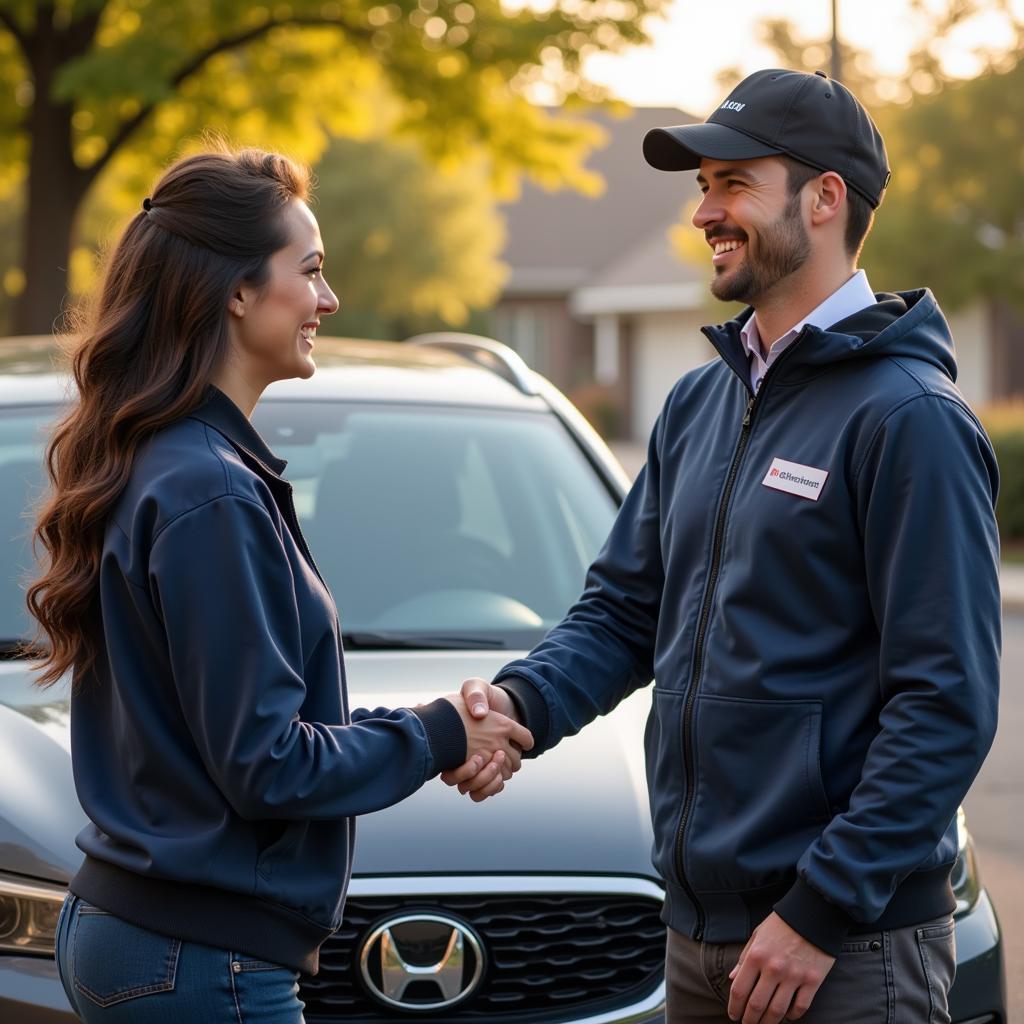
left=0, top=336, right=550, bottom=411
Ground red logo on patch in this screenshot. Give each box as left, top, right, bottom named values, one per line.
left=770, top=468, right=779, bottom=477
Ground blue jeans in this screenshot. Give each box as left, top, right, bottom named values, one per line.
left=55, top=894, right=306, bottom=1023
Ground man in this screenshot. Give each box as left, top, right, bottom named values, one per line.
left=445, top=69, right=1000, bottom=1024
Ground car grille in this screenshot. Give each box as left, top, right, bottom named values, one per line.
left=300, top=890, right=666, bottom=1022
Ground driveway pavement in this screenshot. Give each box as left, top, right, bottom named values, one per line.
left=1001, top=564, right=1024, bottom=612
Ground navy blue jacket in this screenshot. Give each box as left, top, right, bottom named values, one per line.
left=498, top=290, right=1000, bottom=956
left=68, top=387, right=466, bottom=973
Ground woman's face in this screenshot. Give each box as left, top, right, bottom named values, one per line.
left=229, top=199, right=339, bottom=389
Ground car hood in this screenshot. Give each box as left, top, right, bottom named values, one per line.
left=0, top=668, right=85, bottom=882
left=0, top=653, right=657, bottom=885
left=347, top=651, right=656, bottom=878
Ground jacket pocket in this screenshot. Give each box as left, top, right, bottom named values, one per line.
left=72, top=906, right=180, bottom=1008
left=255, top=821, right=308, bottom=882
left=685, top=694, right=831, bottom=893
left=645, top=687, right=690, bottom=887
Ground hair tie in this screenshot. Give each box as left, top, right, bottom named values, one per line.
left=142, top=197, right=153, bottom=212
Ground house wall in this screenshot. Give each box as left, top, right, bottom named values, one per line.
left=988, top=300, right=1024, bottom=402
left=945, top=302, right=992, bottom=408
left=491, top=297, right=592, bottom=388
left=629, top=310, right=716, bottom=441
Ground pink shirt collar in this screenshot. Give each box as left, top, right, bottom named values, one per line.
left=740, top=270, right=876, bottom=391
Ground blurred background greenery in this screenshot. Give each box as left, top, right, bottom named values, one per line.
left=1, top=1, right=1023, bottom=461
left=0, top=0, right=654, bottom=337
left=981, top=403, right=1024, bottom=548
left=1, top=0, right=1021, bottom=338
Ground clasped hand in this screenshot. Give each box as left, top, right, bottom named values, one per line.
left=442, top=679, right=529, bottom=802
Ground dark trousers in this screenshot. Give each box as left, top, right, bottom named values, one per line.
left=665, top=916, right=955, bottom=1024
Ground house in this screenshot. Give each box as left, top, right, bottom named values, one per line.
left=490, top=106, right=1011, bottom=442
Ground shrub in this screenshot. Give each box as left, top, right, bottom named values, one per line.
left=979, top=402, right=1024, bottom=543
left=566, top=382, right=623, bottom=440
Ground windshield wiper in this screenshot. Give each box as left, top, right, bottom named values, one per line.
left=0, top=639, right=33, bottom=660
left=342, top=631, right=507, bottom=650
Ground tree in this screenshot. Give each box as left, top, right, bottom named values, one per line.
left=0, top=0, right=661, bottom=335
left=310, top=134, right=507, bottom=337
left=699, top=4, right=1024, bottom=312
left=862, top=59, right=1024, bottom=312
left=715, top=1, right=1024, bottom=106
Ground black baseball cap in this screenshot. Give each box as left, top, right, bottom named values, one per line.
left=643, top=69, right=890, bottom=208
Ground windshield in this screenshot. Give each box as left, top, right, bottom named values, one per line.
left=253, top=401, right=619, bottom=648
left=0, top=401, right=619, bottom=651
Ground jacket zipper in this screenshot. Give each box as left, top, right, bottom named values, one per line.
left=284, top=487, right=332, bottom=590
left=673, top=327, right=808, bottom=940
left=234, top=441, right=333, bottom=595
left=278, top=474, right=350, bottom=700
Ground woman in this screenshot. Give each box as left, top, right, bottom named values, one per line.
left=27, top=146, right=531, bottom=1023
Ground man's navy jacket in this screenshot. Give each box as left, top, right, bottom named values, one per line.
left=498, top=289, right=1001, bottom=956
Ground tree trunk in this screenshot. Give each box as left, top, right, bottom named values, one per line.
left=14, top=9, right=91, bottom=337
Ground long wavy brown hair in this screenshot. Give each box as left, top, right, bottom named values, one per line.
left=27, top=146, right=310, bottom=688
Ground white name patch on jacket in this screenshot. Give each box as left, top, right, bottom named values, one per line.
left=762, top=457, right=829, bottom=501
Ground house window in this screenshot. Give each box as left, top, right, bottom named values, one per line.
left=494, top=306, right=546, bottom=371
left=594, top=314, right=620, bottom=385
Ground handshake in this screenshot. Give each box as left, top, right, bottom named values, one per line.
left=440, top=679, right=534, bottom=803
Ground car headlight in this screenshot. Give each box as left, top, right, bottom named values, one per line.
left=0, top=872, right=65, bottom=956
left=956, top=806, right=968, bottom=856
left=951, top=807, right=980, bottom=915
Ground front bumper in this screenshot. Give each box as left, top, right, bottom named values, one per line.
left=949, top=888, right=1006, bottom=1024
left=0, top=885, right=1004, bottom=1024
left=0, top=954, right=72, bottom=1023
left=0, top=945, right=663, bottom=1024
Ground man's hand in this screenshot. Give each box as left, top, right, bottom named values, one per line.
left=441, top=679, right=524, bottom=801
left=726, top=912, right=835, bottom=1023
left=458, top=677, right=518, bottom=721
left=440, top=686, right=533, bottom=803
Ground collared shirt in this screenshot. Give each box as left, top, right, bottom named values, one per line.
left=740, top=269, right=877, bottom=392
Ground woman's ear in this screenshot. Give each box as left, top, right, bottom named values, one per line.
left=227, top=290, right=245, bottom=319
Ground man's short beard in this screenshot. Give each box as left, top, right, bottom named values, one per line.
left=710, top=193, right=811, bottom=305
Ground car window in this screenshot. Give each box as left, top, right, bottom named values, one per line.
left=0, top=407, right=58, bottom=645
left=0, top=401, right=619, bottom=653
left=254, top=401, right=619, bottom=647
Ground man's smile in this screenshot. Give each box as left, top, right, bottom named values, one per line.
left=711, top=239, right=746, bottom=266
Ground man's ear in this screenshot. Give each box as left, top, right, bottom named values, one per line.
left=809, top=171, right=846, bottom=228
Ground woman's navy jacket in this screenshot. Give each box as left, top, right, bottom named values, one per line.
left=68, top=386, right=466, bottom=973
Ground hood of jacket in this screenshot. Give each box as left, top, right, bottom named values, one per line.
left=704, top=287, right=958, bottom=387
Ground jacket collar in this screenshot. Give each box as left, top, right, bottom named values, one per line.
left=702, top=288, right=953, bottom=388
left=188, top=386, right=288, bottom=477
left=702, top=310, right=756, bottom=386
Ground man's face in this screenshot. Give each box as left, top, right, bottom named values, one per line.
left=692, top=157, right=811, bottom=305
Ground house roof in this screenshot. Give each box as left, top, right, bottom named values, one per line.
left=570, top=222, right=707, bottom=317
left=501, top=106, right=708, bottom=310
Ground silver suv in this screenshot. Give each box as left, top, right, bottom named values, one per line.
left=0, top=335, right=1006, bottom=1023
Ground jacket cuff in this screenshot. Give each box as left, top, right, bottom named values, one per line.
left=772, top=876, right=855, bottom=957
left=494, top=675, right=548, bottom=757
left=411, top=699, right=466, bottom=775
